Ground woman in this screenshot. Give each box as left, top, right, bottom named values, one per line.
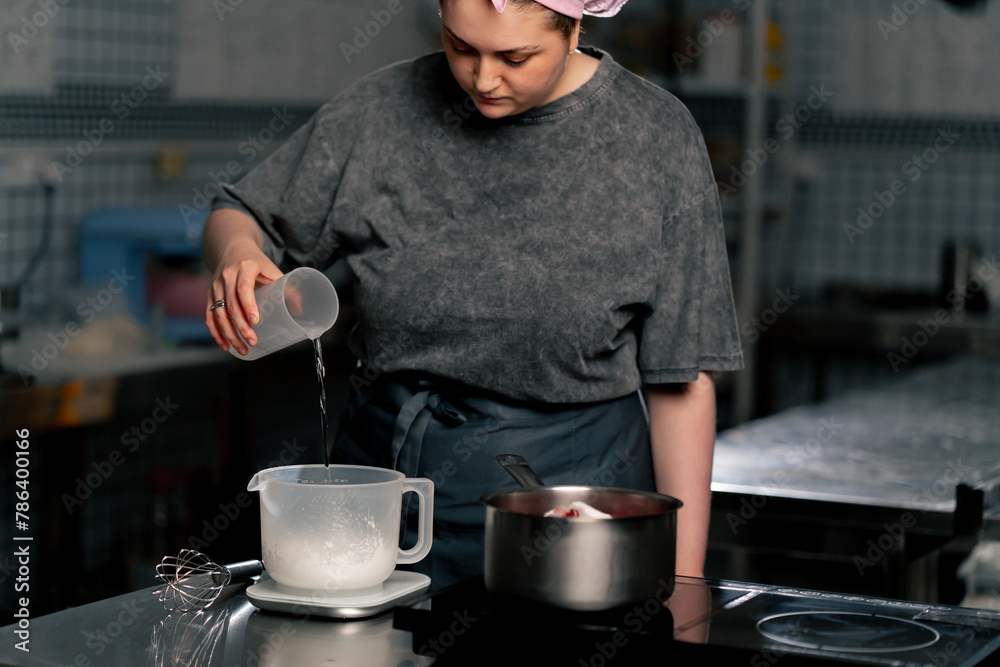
left=203, top=0, right=742, bottom=589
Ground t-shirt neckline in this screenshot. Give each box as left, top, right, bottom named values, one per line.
left=508, top=45, right=613, bottom=122
left=442, top=45, right=612, bottom=125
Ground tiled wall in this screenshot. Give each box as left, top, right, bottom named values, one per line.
left=766, top=151, right=1000, bottom=299
left=766, top=0, right=999, bottom=410
left=54, top=0, right=175, bottom=87
left=5, top=0, right=998, bottom=308
left=648, top=0, right=1000, bottom=411
left=664, top=0, right=1000, bottom=299
left=1, top=149, right=306, bottom=310
left=768, top=0, right=1000, bottom=300
left=1, top=0, right=435, bottom=310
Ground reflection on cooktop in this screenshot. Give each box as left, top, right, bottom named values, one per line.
left=696, top=580, right=1000, bottom=667
left=396, top=577, right=1000, bottom=666
left=756, top=612, right=941, bottom=653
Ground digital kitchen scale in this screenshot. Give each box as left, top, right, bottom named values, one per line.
left=246, top=570, right=431, bottom=619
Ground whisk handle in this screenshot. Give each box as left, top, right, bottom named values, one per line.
left=225, top=559, right=264, bottom=583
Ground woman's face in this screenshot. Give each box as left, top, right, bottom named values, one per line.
left=440, top=0, right=579, bottom=118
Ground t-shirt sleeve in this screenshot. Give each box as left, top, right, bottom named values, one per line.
left=638, top=181, right=744, bottom=385
left=210, top=104, right=348, bottom=272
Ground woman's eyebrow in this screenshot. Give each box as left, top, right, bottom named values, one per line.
left=442, top=25, right=540, bottom=54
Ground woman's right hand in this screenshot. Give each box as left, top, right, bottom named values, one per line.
left=203, top=209, right=284, bottom=355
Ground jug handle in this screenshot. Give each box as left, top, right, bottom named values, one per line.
left=398, top=478, right=434, bottom=565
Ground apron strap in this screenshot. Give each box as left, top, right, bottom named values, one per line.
left=390, top=380, right=467, bottom=517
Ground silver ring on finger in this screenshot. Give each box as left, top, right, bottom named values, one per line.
left=210, top=299, right=227, bottom=311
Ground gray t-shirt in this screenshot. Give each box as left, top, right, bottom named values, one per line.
left=213, top=46, right=743, bottom=403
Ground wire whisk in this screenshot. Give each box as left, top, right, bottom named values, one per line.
left=154, top=549, right=263, bottom=613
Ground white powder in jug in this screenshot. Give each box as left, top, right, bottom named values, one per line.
left=262, top=515, right=396, bottom=593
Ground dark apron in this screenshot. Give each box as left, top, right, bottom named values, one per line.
left=331, top=372, right=656, bottom=589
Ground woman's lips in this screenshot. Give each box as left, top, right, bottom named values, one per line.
left=475, top=92, right=503, bottom=104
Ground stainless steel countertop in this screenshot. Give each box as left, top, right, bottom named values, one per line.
left=0, top=582, right=432, bottom=667
left=5, top=575, right=1000, bottom=667
left=712, top=356, right=1000, bottom=515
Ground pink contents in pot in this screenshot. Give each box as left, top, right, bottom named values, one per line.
left=543, top=500, right=612, bottom=519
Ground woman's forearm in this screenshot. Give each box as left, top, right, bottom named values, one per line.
left=646, top=371, right=717, bottom=578
left=203, top=207, right=265, bottom=273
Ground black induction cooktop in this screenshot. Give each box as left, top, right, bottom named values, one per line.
left=394, top=576, right=1000, bottom=666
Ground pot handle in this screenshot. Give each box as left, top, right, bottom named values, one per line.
left=398, top=478, right=434, bottom=565
left=496, top=454, right=546, bottom=488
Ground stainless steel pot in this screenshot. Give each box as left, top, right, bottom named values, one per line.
left=481, top=454, right=682, bottom=611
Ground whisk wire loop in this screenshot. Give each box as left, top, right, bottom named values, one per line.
left=153, top=549, right=261, bottom=613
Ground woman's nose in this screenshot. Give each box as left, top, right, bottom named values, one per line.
left=474, top=58, right=501, bottom=93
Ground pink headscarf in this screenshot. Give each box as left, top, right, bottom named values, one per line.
left=489, top=0, right=627, bottom=20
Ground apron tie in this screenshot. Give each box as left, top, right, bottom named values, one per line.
left=390, top=381, right=467, bottom=520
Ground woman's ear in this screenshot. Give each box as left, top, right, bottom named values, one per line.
left=568, top=19, right=581, bottom=52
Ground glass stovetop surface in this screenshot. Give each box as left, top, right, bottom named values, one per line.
left=669, top=577, right=1000, bottom=667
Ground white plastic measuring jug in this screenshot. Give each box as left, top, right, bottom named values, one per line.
left=247, top=464, right=434, bottom=595
left=230, top=267, right=338, bottom=360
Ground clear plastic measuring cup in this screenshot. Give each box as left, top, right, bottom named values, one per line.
left=230, top=267, right=339, bottom=360
left=247, top=464, right=434, bottom=595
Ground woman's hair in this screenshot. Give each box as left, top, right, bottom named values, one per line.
left=504, top=0, right=578, bottom=41
left=439, top=0, right=579, bottom=41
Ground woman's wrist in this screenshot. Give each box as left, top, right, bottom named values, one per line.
left=203, top=208, right=264, bottom=272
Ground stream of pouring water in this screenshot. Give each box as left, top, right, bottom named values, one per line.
left=313, top=338, right=330, bottom=473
